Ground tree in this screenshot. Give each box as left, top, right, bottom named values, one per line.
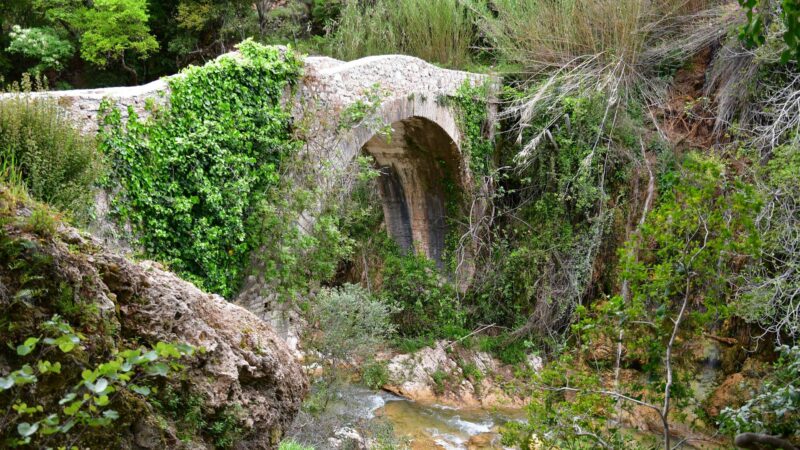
left=79, top=0, right=158, bottom=84
left=516, top=153, right=762, bottom=449
left=7, top=25, right=74, bottom=75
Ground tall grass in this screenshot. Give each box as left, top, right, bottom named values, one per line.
left=330, top=0, right=475, bottom=67
left=475, top=0, right=721, bottom=73
left=0, top=76, right=104, bottom=223
left=468, top=0, right=728, bottom=166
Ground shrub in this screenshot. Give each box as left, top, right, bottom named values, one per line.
left=362, top=360, right=389, bottom=390
left=310, top=283, right=397, bottom=364
left=330, top=0, right=475, bottom=68
left=381, top=252, right=463, bottom=337
left=0, top=77, right=104, bottom=223
left=279, top=441, right=315, bottom=450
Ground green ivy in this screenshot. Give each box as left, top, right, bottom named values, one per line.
left=449, top=81, right=494, bottom=176
left=100, top=40, right=303, bottom=297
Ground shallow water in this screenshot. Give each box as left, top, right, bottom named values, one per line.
left=322, top=384, right=525, bottom=449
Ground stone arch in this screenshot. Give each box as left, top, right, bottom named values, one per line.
left=343, top=96, right=470, bottom=265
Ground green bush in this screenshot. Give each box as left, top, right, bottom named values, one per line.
left=100, top=40, right=302, bottom=297
left=362, top=360, right=389, bottom=390
left=381, top=252, right=463, bottom=337
left=330, top=0, right=475, bottom=68
left=310, top=283, right=397, bottom=364
left=0, top=77, right=104, bottom=223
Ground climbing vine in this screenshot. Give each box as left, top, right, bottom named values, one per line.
left=99, top=40, right=303, bottom=297
left=448, top=81, right=494, bottom=177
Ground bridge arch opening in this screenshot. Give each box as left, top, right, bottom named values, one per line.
left=361, top=116, right=466, bottom=265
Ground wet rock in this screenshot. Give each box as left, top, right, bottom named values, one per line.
left=466, top=432, right=497, bottom=449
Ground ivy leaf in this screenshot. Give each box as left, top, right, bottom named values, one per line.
left=0, top=376, right=14, bottom=390
left=16, top=337, right=38, bottom=356
left=17, top=422, right=39, bottom=438
left=59, top=392, right=77, bottom=405
left=94, top=395, right=110, bottom=406
left=130, top=384, right=151, bottom=396
left=103, top=409, right=120, bottom=420
left=89, top=378, right=109, bottom=394
left=146, top=362, right=169, bottom=377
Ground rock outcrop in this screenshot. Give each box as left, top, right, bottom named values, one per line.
left=382, top=341, right=529, bottom=409
left=0, top=187, right=307, bottom=449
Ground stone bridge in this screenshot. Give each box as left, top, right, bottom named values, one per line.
left=35, top=51, right=491, bottom=272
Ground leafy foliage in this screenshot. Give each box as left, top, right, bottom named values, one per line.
left=362, top=360, right=389, bottom=390
left=382, top=251, right=463, bottom=337
left=449, top=81, right=494, bottom=176
left=609, top=153, right=760, bottom=375
left=100, top=40, right=302, bottom=297
left=6, top=25, right=74, bottom=74
left=0, top=315, right=195, bottom=448
left=467, top=93, right=628, bottom=338
left=738, top=0, right=800, bottom=63
left=78, top=0, right=159, bottom=76
left=310, top=283, right=397, bottom=363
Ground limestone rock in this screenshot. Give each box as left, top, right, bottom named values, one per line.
left=1, top=198, right=307, bottom=449
left=328, top=427, right=366, bottom=449
left=383, top=341, right=528, bottom=409
left=98, top=255, right=309, bottom=449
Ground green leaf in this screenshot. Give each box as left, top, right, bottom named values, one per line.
left=16, top=344, right=33, bottom=356
left=130, top=384, right=151, bottom=396
left=146, top=362, right=169, bottom=377
left=59, top=392, right=77, bottom=405
left=17, top=422, right=39, bottom=438
left=0, top=376, right=14, bottom=390
left=89, top=378, right=109, bottom=394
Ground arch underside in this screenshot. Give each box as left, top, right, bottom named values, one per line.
left=362, top=116, right=464, bottom=265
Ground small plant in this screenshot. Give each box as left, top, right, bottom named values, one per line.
left=382, top=252, right=462, bottom=337
left=362, top=360, right=389, bottom=390
left=24, top=206, right=57, bottom=237
left=279, top=440, right=315, bottom=450
left=458, top=359, right=484, bottom=383
left=431, top=369, right=449, bottom=396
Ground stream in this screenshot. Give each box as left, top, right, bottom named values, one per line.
left=290, top=384, right=526, bottom=449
